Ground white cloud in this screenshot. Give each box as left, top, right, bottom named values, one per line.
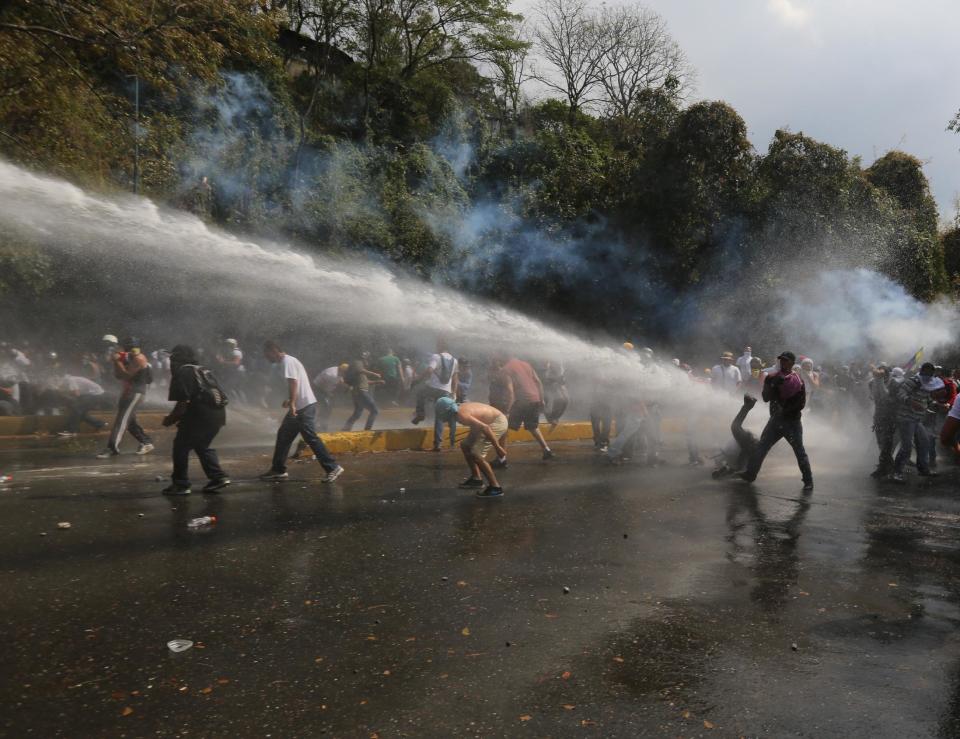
left=767, top=0, right=811, bottom=27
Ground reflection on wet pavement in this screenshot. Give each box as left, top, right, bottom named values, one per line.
left=2, top=436, right=960, bottom=736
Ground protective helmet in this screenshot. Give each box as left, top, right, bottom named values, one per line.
left=102, top=334, right=118, bottom=344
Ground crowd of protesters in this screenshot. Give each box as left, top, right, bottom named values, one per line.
left=3, top=333, right=960, bottom=499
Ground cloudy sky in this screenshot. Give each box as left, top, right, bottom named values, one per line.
left=522, top=0, right=960, bottom=220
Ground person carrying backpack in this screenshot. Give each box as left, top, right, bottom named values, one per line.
left=411, top=338, right=459, bottom=451
left=160, top=344, right=230, bottom=495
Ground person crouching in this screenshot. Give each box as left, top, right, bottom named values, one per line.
left=160, top=345, right=230, bottom=495
left=435, top=397, right=508, bottom=498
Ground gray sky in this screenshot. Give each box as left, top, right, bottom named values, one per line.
left=521, top=0, right=960, bottom=221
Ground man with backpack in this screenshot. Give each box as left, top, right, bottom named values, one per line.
left=411, top=339, right=459, bottom=451
left=97, top=336, right=154, bottom=458
left=160, top=345, right=230, bottom=495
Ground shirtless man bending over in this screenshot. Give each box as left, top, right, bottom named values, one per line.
left=435, top=397, right=508, bottom=498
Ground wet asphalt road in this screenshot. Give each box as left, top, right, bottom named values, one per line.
left=3, top=432, right=960, bottom=738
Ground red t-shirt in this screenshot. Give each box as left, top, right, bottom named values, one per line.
left=503, top=359, right=541, bottom=403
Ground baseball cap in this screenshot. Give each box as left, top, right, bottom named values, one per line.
left=777, top=351, right=796, bottom=364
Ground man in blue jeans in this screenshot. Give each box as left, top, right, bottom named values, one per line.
left=259, top=341, right=344, bottom=483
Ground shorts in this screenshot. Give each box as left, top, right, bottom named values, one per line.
left=508, top=401, right=542, bottom=432
left=466, top=413, right=508, bottom=460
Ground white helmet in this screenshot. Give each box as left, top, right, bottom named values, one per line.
left=102, top=334, right=118, bottom=344
left=225, top=338, right=238, bottom=346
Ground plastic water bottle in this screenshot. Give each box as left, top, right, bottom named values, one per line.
left=187, top=515, right=217, bottom=529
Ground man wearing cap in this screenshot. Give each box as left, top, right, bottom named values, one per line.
left=435, top=397, right=507, bottom=498
left=739, top=351, right=813, bottom=491
left=711, top=351, right=742, bottom=394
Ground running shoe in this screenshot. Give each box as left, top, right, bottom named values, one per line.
left=96, top=449, right=119, bottom=459
left=458, top=476, right=485, bottom=489
left=136, top=443, right=155, bottom=455
left=476, top=485, right=504, bottom=498
left=321, top=465, right=344, bottom=483
left=162, top=483, right=192, bottom=496
left=203, top=478, right=231, bottom=493
left=259, top=470, right=289, bottom=481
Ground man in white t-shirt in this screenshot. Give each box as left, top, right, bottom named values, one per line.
left=735, top=347, right=753, bottom=380
left=259, top=341, right=344, bottom=483
left=711, top=352, right=742, bottom=394
left=313, top=364, right=345, bottom=431
left=58, top=373, right=108, bottom=436
left=411, top=339, right=459, bottom=451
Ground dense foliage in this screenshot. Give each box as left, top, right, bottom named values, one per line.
left=0, top=0, right=953, bottom=343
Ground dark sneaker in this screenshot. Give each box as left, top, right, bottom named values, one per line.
left=476, top=485, right=504, bottom=498
left=431, top=446, right=442, bottom=452
left=203, top=478, right=231, bottom=493
left=869, top=467, right=887, bottom=479
left=259, top=470, right=289, bottom=481
left=542, top=449, right=555, bottom=461
left=321, top=465, right=344, bottom=483
left=918, top=470, right=940, bottom=477
left=802, top=480, right=814, bottom=492
left=459, top=476, right=484, bottom=489
left=491, top=457, right=508, bottom=469
left=411, top=414, right=425, bottom=425
left=96, top=449, right=119, bottom=459
left=736, top=472, right=755, bottom=483
left=743, top=394, right=758, bottom=409
left=162, top=483, right=192, bottom=496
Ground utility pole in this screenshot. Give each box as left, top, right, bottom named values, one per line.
left=127, top=45, right=140, bottom=195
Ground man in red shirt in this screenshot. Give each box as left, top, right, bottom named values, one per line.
left=496, top=355, right=554, bottom=465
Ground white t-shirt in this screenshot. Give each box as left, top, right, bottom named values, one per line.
left=426, top=352, right=458, bottom=392
left=711, top=364, right=742, bottom=392
left=314, top=366, right=341, bottom=395
left=282, top=354, right=317, bottom=411
left=949, top=395, right=960, bottom=422
left=735, top=352, right=752, bottom=379
left=65, top=375, right=104, bottom=396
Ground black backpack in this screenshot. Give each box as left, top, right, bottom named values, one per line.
left=184, top=364, right=229, bottom=408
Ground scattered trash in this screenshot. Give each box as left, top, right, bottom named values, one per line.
left=441, top=576, right=449, bottom=582
left=39, top=532, right=47, bottom=537
left=187, top=515, right=217, bottom=529
left=167, top=639, right=194, bottom=653
left=57, top=521, right=71, bottom=530
left=562, top=586, right=570, bottom=595
left=137, top=513, right=145, bottom=518
left=505, top=641, right=512, bottom=647
left=0, top=474, right=12, bottom=483
left=790, top=642, right=799, bottom=651
left=622, top=533, right=628, bottom=539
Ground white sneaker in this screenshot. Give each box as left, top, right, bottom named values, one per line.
left=136, top=443, right=155, bottom=455
left=322, top=465, right=344, bottom=483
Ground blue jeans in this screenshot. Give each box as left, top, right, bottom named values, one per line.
left=743, top=415, right=812, bottom=484
left=271, top=403, right=338, bottom=473
left=894, top=418, right=930, bottom=474
left=343, top=389, right=378, bottom=431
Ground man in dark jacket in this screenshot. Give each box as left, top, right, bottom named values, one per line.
left=739, top=351, right=813, bottom=490
left=160, top=344, right=230, bottom=495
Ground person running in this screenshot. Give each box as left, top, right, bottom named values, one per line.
left=97, top=336, right=154, bottom=458
left=377, top=348, right=402, bottom=407
left=739, top=351, right=813, bottom=491
left=342, top=356, right=382, bottom=431
left=160, top=345, right=230, bottom=495
left=259, top=341, right=344, bottom=483
left=499, top=355, right=553, bottom=464
left=890, top=362, right=943, bottom=483
left=435, top=397, right=508, bottom=498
